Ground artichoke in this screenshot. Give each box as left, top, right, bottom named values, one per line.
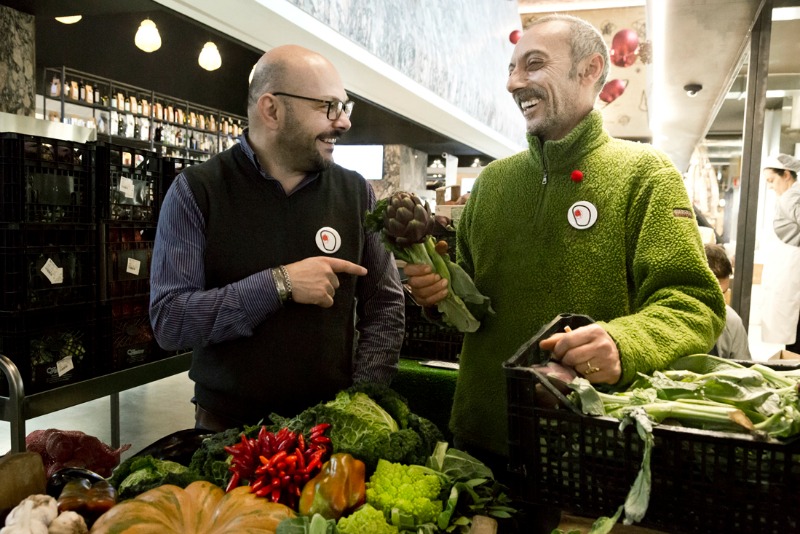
left=383, top=192, right=435, bottom=248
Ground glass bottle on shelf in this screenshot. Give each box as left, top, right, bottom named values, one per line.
left=79, top=79, right=86, bottom=101
left=110, top=110, right=119, bottom=136
left=49, top=74, right=60, bottom=97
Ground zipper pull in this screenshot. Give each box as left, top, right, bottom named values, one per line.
left=542, top=170, right=548, bottom=185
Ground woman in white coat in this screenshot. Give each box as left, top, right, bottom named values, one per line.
left=761, top=153, right=800, bottom=353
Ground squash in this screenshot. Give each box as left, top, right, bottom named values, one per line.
left=89, top=480, right=294, bottom=533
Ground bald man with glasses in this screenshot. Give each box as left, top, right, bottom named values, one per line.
left=150, top=45, right=405, bottom=432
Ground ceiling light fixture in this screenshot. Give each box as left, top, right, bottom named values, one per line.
left=55, top=15, right=82, bottom=24
left=135, top=19, right=161, bottom=53
left=198, top=42, right=222, bottom=71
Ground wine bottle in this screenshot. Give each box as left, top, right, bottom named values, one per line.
left=79, top=80, right=86, bottom=101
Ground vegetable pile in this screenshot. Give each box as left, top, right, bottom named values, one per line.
left=6, top=384, right=517, bottom=533
left=364, top=191, right=493, bottom=333
left=553, top=354, right=800, bottom=533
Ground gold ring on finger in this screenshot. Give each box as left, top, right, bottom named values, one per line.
left=584, top=359, right=601, bottom=375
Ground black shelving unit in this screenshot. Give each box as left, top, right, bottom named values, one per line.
left=42, top=66, right=246, bottom=162
left=0, top=351, right=192, bottom=452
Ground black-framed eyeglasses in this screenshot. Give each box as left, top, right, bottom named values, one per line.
left=272, top=92, right=354, bottom=120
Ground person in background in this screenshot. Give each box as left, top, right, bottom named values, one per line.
left=150, top=45, right=405, bottom=432
left=704, top=244, right=751, bottom=360
left=760, top=153, right=800, bottom=354
left=404, top=14, right=725, bottom=532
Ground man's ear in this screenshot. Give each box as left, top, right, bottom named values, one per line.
left=258, top=93, right=280, bottom=129
left=579, top=53, right=604, bottom=87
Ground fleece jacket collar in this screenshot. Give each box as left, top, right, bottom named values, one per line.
left=525, top=110, right=610, bottom=175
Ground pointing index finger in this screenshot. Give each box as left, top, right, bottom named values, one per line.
left=323, top=257, right=368, bottom=276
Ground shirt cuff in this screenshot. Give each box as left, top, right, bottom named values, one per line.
left=238, top=269, right=282, bottom=328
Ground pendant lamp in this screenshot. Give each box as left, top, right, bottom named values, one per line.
left=199, top=42, right=222, bottom=71
left=55, top=15, right=82, bottom=24
left=135, top=19, right=162, bottom=53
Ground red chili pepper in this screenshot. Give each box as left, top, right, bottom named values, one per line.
left=295, top=451, right=306, bottom=471
left=250, top=477, right=266, bottom=493
left=309, top=423, right=331, bottom=435
left=268, top=450, right=288, bottom=468
left=271, top=488, right=281, bottom=503
left=310, top=435, right=331, bottom=445
left=255, top=486, right=271, bottom=498
left=225, top=471, right=240, bottom=493
left=306, top=458, right=322, bottom=473
left=297, top=433, right=305, bottom=452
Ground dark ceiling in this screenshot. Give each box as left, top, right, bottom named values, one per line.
left=2, top=0, right=489, bottom=165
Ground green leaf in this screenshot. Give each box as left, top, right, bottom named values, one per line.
left=567, top=378, right=606, bottom=416
left=587, top=506, right=623, bottom=534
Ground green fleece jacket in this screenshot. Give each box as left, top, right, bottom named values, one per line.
left=453, top=110, right=726, bottom=455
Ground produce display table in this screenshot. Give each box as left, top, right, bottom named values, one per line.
left=0, top=351, right=192, bottom=453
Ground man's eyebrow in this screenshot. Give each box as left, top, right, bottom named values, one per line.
left=510, top=49, right=546, bottom=69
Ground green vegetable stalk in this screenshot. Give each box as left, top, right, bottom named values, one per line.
left=365, top=191, right=492, bottom=333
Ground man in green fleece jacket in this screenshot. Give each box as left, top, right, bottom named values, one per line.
left=406, top=13, right=726, bottom=532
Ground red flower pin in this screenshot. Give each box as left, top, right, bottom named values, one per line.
left=571, top=170, right=584, bottom=182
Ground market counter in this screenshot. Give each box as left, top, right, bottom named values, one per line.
left=394, top=358, right=457, bottom=440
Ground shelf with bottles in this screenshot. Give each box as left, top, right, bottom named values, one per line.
left=39, top=67, right=246, bottom=160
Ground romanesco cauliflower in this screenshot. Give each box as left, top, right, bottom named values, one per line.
left=365, top=459, right=443, bottom=525
left=337, top=504, right=398, bottom=534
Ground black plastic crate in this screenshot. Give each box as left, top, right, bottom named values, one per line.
left=504, top=347, right=800, bottom=533
left=99, top=221, right=156, bottom=301
left=96, top=296, right=168, bottom=373
left=0, top=305, right=97, bottom=395
left=0, top=223, right=97, bottom=312
left=0, top=133, right=94, bottom=224
left=95, top=142, right=160, bottom=223
left=400, top=296, right=463, bottom=361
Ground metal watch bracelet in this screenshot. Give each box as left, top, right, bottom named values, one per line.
left=272, top=266, right=290, bottom=303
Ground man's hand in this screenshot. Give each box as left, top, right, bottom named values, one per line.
left=284, top=257, right=367, bottom=308
left=539, top=324, right=621, bottom=385
left=403, top=263, right=448, bottom=307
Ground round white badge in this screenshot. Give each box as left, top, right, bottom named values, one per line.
left=315, top=227, right=342, bottom=254
left=567, top=201, right=598, bottom=230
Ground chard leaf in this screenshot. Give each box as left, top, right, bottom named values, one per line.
left=619, top=409, right=653, bottom=525
left=668, top=354, right=744, bottom=374
left=588, top=506, right=623, bottom=534
left=445, top=259, right=494, bottom=319
left=436, top=293, right=481, bottom=333
left=568, top=378, right=606, bottom=416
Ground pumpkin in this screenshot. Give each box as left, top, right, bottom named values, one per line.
left=89, top=480, right=295, bottom=533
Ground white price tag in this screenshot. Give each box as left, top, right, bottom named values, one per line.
left=126, top=257, right=141, bottom=275
left=40, top=258, right=64, bottom=285
left=56, top=356, right=74, bottom=377
left=119, top=177, right=135, bottom=199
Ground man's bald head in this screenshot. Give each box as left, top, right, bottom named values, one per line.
left=247, top=45, right=343, bottom=123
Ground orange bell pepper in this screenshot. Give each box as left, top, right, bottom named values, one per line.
left=298, top=452, right=366, bottom=519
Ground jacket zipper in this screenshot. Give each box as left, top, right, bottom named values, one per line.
left=539, top=143, right=548, bottom=185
